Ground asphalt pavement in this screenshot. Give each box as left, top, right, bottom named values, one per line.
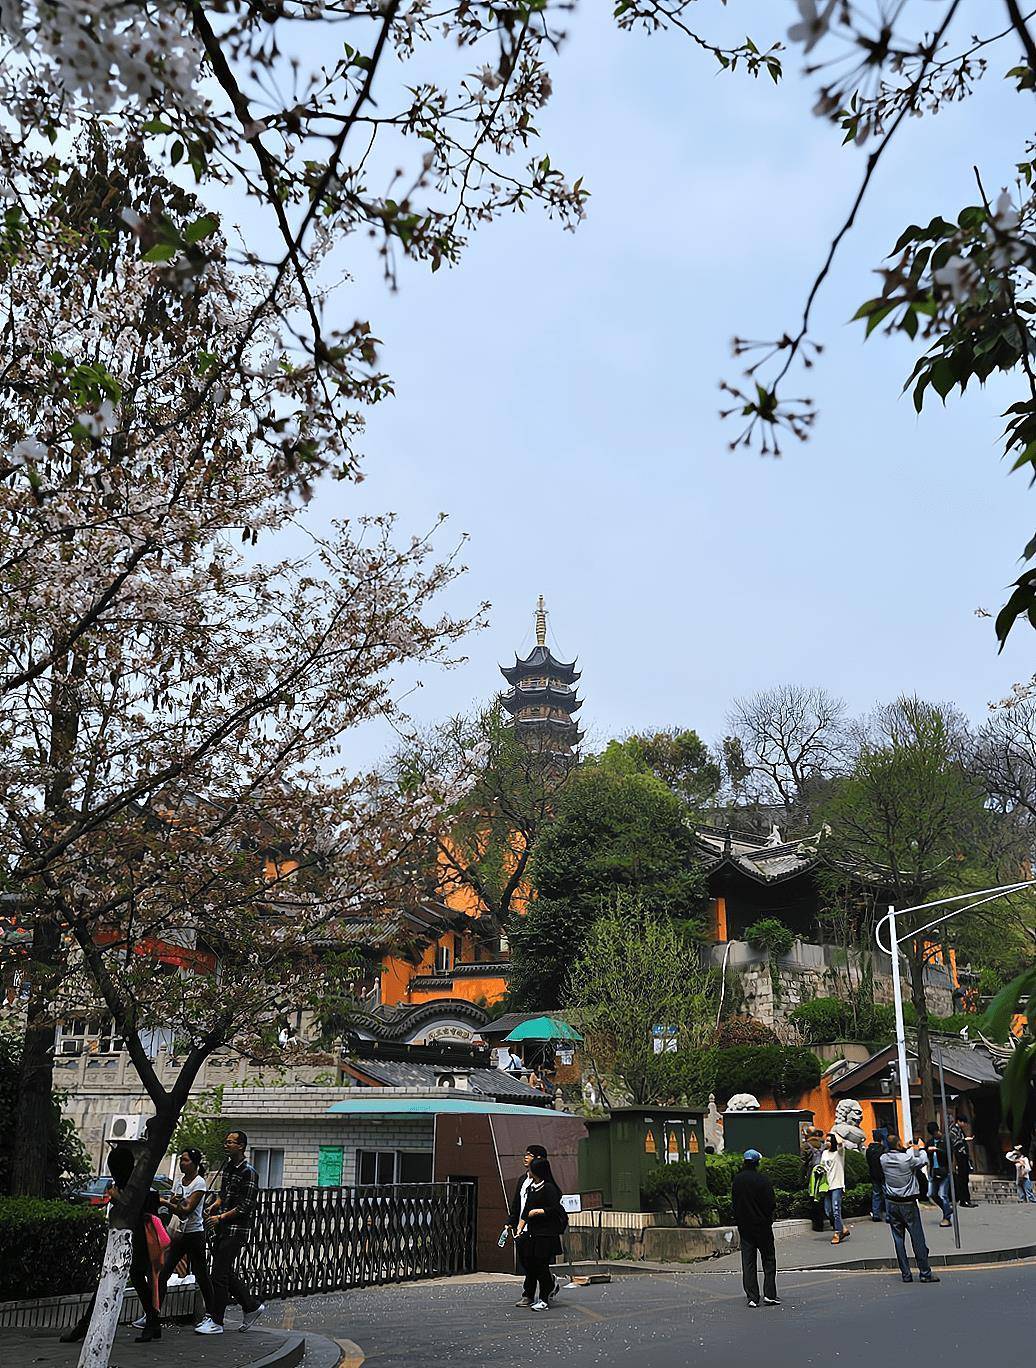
left=269, top=1260, right=1036, bottom=1368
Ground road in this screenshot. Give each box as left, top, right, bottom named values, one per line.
left=275, top=1262, right=1036, bottom=1368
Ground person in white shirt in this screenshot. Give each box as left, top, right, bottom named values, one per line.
left=506, top=1145, right=561, bottom=1307
left=153, top=1148, right=216, bottom=1327
left=818, top=1133, right=851, bottom=1245
left=1006, top=1144, right=1036, bottom=1202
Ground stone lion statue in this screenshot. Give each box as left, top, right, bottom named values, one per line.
left=725, top=1093, right=761, bottom=1112
left=832, top=1098, right=866, bottom=1150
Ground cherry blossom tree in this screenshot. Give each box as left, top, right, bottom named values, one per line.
left=0, top=140, right=485, bottom=1195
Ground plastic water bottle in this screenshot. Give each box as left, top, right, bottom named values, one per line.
left=497, top=1225, right=510, bottom=1248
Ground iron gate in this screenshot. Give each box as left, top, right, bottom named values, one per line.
left=236, top=1181, right=475, bottom=1300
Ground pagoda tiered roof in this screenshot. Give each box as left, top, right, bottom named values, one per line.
left=500, top=644, right=580, bottom=686
left=500, top=683, right=583, bottom=715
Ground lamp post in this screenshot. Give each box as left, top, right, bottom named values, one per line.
left=875, top=879, right=1036, bottom=1247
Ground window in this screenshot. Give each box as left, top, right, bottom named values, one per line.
left=398, top=1151, right=433, bottom=1184
left=357, top=1150, right=433, bottom=1185
left=252, top=1148, right=284, bottom=1188
left=434, top=943, right=452, bottom=973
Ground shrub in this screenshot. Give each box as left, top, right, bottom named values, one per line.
left=704, top=1152, right=741, bottom=1196
left=841, top=1184, right=873, bottom=1218
left=788, top=997, right=903, bottom=1046
left=708, top=1194, right=734, bottom=1226
left=712, top=1045, right=822, bottom=1100
left=760, top=1154, right=803, bottom=1192
left=773, top=1188, right=814, bottom=1220
left=0, top=1198, right=106, bottom=1300
left=641, top=1162, right=708, bottom=1226
left=648, top=1044, right=821, bottom=1106
left=714, top=1016, right=779, bottom=1048
left=745, top=919, right=794, bottom=958
left=843, top=1149, right=869, bottom=1188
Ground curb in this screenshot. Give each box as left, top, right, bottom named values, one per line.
left=788, top=1242, right=1036, bottom=1272
left=248, top=1329, right=307, bottom=1368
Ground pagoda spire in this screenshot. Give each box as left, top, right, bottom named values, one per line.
left=535, top=594, right=547, bottom=647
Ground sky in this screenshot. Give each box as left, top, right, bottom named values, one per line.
left=246, top=3, right=1035, bottom=768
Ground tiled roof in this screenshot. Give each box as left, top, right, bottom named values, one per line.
left=346, top=1057, right=549, bottom=1103
left=693, top=826, right=821, bottom=884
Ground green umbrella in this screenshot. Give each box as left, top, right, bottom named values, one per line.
left=503, top=1015, right=583, bottom=1043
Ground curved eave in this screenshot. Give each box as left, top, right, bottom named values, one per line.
left=501, top=688, right=583, bottom=715
left=701, top=852, right=818, bottom=887
left=500, top=646, right=580, bottom=686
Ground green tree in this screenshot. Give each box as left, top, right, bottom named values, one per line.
left=818, top=698, right=992, bottom=1125
left=507, top=757, right=709, bottom=1008
left=169, top=1088, right=226, bottom=1174
left=565, top=894, right=715, bottom=1105
left=601, top=729, right=721, bottom=808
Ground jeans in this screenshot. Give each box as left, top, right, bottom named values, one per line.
left=887, top=1199, right=933, bottom=1279
left=931, top=1172, right=953, bottom=1220
left=823, top=1187, right=843, bottom=1234
left=158, top=1229, right=214, bottom=1317
left=739, top=1226, right=777, bottom=1303
left=209, top=1228, right=260, bottom=1325
left=870, top=1182, right=888, bottom=1221
left=1018, top=1177, right=1036, bottom=1203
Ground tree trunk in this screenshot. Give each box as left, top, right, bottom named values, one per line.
left=77, top=1227, right=134, bottom=1368
left=12, top=647, right=86, bottom=1195
left=9, top=913, right=61, bottom=1196
left=78, top=1108, right=179, bottom=1368
left=907, top=940, right=936, bottom=1131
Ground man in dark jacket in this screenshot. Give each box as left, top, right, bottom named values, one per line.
left=731, top=1149, right=778, bottom=1308
left=867, top=1130, right=889, bottom=1222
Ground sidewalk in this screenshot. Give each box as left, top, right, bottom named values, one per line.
left=713, top=1201, right=1036, bottom=1273
left=0, top=1324, right=307, bottom=1368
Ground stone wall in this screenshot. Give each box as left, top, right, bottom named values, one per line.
left=55, top=1051, right=336, bottom=1173
left=728, top=942, right=955, bottom=1030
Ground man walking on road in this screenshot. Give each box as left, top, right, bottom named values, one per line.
left=879, top=1135, right=941, bottom=1285
left=732, top=1149, right=779, bottom=1309
left=196, top=1130, right=266, bottom=1335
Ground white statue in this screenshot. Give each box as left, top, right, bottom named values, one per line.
left=725, top=1093, right=761, bottom=1112
left=832, top=1098, right=866, bottom=1150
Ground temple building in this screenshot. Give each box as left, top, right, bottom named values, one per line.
left=374, top=597, right=583, bottom=1016
left=499, top=596, right=583, bottom=762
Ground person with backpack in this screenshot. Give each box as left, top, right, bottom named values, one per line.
left=801, top=1127, right=825, bottom=1233
left=513, top=1157, right=567, bottom=1312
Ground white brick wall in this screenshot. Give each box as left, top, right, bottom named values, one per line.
left=240, top=1116, right=434, bottom=1188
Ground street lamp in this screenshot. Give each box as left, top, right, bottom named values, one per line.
left=875, top=879, right=1036, bottom=1248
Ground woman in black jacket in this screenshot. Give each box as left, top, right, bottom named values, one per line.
left=514, top=1157, right=565, bottom=1311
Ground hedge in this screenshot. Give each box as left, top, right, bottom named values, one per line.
left=704, top=1151, right=873, bottom=1226
left=0, top=1198, right=106, bottom=1301
left=651, top=1045, right=822, bottom=1105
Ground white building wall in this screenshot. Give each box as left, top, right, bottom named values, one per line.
left=221, top=1099, right=435, bottom=1187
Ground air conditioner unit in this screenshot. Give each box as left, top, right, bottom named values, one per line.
left=107, top=1114, right=147, bottom=1142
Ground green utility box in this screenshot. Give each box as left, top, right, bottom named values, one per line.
left=721, top=1108, right=814, bottom=1159
left=578, top=1107, right=706, bottom=1212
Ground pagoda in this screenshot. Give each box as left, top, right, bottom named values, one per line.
left=500, top=596, right=583, bottom=760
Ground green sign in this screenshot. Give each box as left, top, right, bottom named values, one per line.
left=317, top=1145, right=344, bottom=1188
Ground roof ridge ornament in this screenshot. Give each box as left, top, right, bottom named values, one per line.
left=535, top=594, right=547, bottom=647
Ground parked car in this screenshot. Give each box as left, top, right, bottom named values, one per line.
left=69, top=1173, right=174, bottom=1206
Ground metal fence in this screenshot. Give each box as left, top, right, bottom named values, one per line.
left=237, top=1181, right=476, bottom=1300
